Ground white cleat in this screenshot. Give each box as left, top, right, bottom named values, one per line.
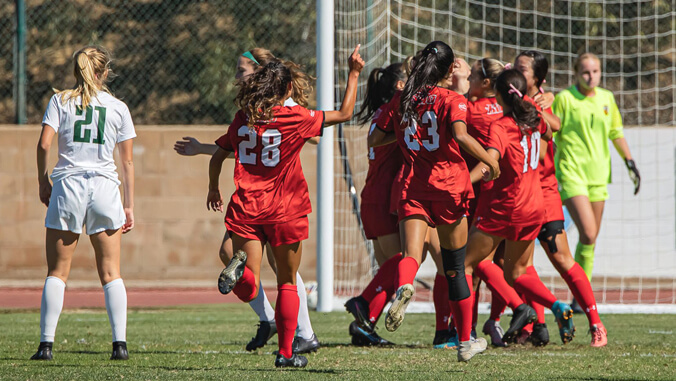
left=457, top=337, right=487, bottom=362
left=385, top=284, right=415, bottom=332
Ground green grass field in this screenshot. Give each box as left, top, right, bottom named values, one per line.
left=1, top=304, right=675, bottom=380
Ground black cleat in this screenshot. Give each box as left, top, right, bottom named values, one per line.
left=274, top=353, right=308, bottom=368
left=292, top=333, right=320, bottom=354
left=30, top=342, right=53, bottom=360
left=218, top=250, right=247, bottom=295
left=345, top=296, right=373, bottom=331
left=503, top=304, right=537, bottom=343
left=530, top=323, right=550, bottom=346
left=433, top=329, right=452, bottom=345
left=349, top=321, right=393, bottom=346
left=110, top=341, right=129, bottom=360
left=571, top=298, right=585, bottom=314
left=246, top=320, right=277, bottom=352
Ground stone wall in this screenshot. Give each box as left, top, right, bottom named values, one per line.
left=0, top=125, right=318, bottom=287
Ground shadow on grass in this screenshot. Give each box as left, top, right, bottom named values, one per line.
left=318, top=341, right=427, bottom=349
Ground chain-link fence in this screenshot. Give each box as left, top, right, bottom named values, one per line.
left=0, top=0, right=315, bottom=124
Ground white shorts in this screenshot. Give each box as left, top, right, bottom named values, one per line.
left=45, top=172, right=125, bottom=235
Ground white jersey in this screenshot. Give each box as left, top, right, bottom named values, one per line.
left=42, top=91, right=136, bottom=184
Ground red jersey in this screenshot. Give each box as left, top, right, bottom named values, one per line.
left=393, top=87, right=473, bottom=201
left=215, top=106, right=324, bottom=223
left=478, top=115, right=547, bottom=226
left=463, top=97, right=503, bottom=171
left=527, top=98, right=565, bottom=223
left=361, top=101, right=404, bottom=205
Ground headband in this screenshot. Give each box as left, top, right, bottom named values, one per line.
left=242, top=51, right=260, bottom=65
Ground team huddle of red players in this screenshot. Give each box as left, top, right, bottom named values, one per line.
left=210, top=41, right=607, bottom=368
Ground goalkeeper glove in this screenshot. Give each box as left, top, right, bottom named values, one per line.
left=625, top=159, right=640, bottom=195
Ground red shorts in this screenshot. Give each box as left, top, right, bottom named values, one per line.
left=398, top=197, right=469, bottom=227
left=361, top=202, right=399, bottom=240
left=475, top=218, right=541, bottom=241
left=541, top=185, right=565, bottom=223
left=224, top=215, right=309, bottom=247
left=389, top=167, right=406, bottom=215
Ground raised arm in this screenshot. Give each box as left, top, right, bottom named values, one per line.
left=452, top=121, right=500, bottom=180
left=118, top=139, right=135, bottom=233
left=324, top=45, right=365, bottom=126
left=36, top=125, right=56, bottom=207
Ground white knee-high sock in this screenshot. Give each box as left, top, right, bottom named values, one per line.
left=248, top=281, right=275, bottom=322
left=40, top=276, right=66, bottom=342
left=103, top=278, right=127, bottom=342
left=295, top=273, right=314, bottom=339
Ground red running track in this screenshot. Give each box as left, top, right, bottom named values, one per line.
left=0, top=288, right=279, bottom=309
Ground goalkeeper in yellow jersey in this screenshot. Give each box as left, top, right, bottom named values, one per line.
left=552, top=53, right=641, bottom=296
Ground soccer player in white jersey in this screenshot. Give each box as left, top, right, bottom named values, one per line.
left=32, top=46, right=135, bottom=361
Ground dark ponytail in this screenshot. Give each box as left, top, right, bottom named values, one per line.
left=495, top=69, right=541, bottom=131
left=356, top=62, right=407, bottom=124
left=235, top=60, right=291, bottom=127
left=400, top=41, right=455, bottom=124
left=515, top=50, right=548, bottom=89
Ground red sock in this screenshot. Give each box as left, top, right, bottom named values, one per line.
left=526, top=266, right=546, bottom=324
left=232, top=266, right=257, bottom=302
left=275, top=284, right=299, bottom=359
left=362, top=254, right=402, bottom=302
left=513, top=273, right=557, bottom=309
left=449, top=276, right=474, bottom=342
left=368, top=290, right=390, bottom=324
left=489, top=293, right=507, bottom=321
left=561, top=263, right=601, bottom=325
left=472, top=281, right=480, bottom=330
left=433, top=274, right=451, bottom=331
left=396, top=256, right=419, bottom=288
left=475, top=261, right=524, bottom=309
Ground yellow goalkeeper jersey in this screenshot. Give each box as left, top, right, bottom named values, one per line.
left=552, top=85, right=624, bottom=186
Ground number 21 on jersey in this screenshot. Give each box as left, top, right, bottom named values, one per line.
left=238, top=126, right=281, bottom=167
left=520, top=131, right=541, bottom=173
left=74, top=105, right=106, bottom=145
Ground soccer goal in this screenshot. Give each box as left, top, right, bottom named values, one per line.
left=318, top=0, right=676, bottom=313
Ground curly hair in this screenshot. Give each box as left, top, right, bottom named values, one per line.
left=235, top=60, right=292, bottom=127
left=247, top=48, right=313, bottom=108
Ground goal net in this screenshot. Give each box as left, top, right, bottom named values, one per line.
left=331, top=0, right=676, bottom=312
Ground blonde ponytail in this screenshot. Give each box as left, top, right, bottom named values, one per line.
left=56, top=46, right=113, bottom=109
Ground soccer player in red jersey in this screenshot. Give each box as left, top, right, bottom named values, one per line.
left=464, top=58, right=518, bottom=348
left=346, top=58, right=455, bottom=348
left=515, top=50, right=607, bottom=347
left=175, top=48, right=320, bottom=354
left=461, top=69, right=577, bottom=361
left=369, top=41, right=500, bottom=359
left=343, top=62, right=407, bottom=346
left=207, top=45, right=365, bottom=368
